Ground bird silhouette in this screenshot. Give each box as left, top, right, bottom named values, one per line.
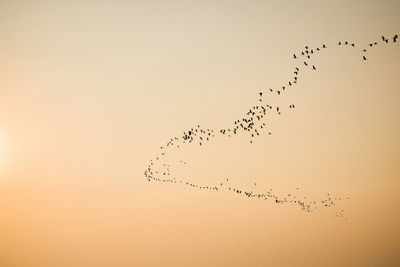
left=144, top=33, right=398, bottom=220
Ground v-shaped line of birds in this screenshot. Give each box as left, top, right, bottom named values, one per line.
left=144, top=34, right=398, bottom=220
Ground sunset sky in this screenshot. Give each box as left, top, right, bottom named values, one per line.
left=1, top=1, right=399, bottom=266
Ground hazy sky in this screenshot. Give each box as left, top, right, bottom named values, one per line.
left=1, top=1, right=399, bottom=266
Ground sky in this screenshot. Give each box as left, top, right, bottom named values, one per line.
left=0, top=1, right=399, bottom=266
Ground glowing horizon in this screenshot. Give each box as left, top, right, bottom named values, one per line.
left=0, top=1, right=399, bottom=266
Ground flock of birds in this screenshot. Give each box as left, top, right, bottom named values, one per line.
left=144, top=34, right=398, bottom=219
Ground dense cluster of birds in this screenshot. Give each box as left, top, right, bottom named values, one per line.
left=144, top=34, right=398, bottom=219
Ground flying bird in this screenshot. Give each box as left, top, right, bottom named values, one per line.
left=145, top=34, right=395, bottom=219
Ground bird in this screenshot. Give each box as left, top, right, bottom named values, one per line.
left=144, top=35, right=397, bottom=220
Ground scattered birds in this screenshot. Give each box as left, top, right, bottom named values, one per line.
left=144, top=33, right=398, bottom=220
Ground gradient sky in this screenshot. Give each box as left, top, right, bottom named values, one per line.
left=0, top=1, right=399, bottom=266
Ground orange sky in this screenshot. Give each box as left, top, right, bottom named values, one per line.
left=0, top=1, right=399, bottom=266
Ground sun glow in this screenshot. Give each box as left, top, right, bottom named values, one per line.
left=0, top=132, right=6, bottom=170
